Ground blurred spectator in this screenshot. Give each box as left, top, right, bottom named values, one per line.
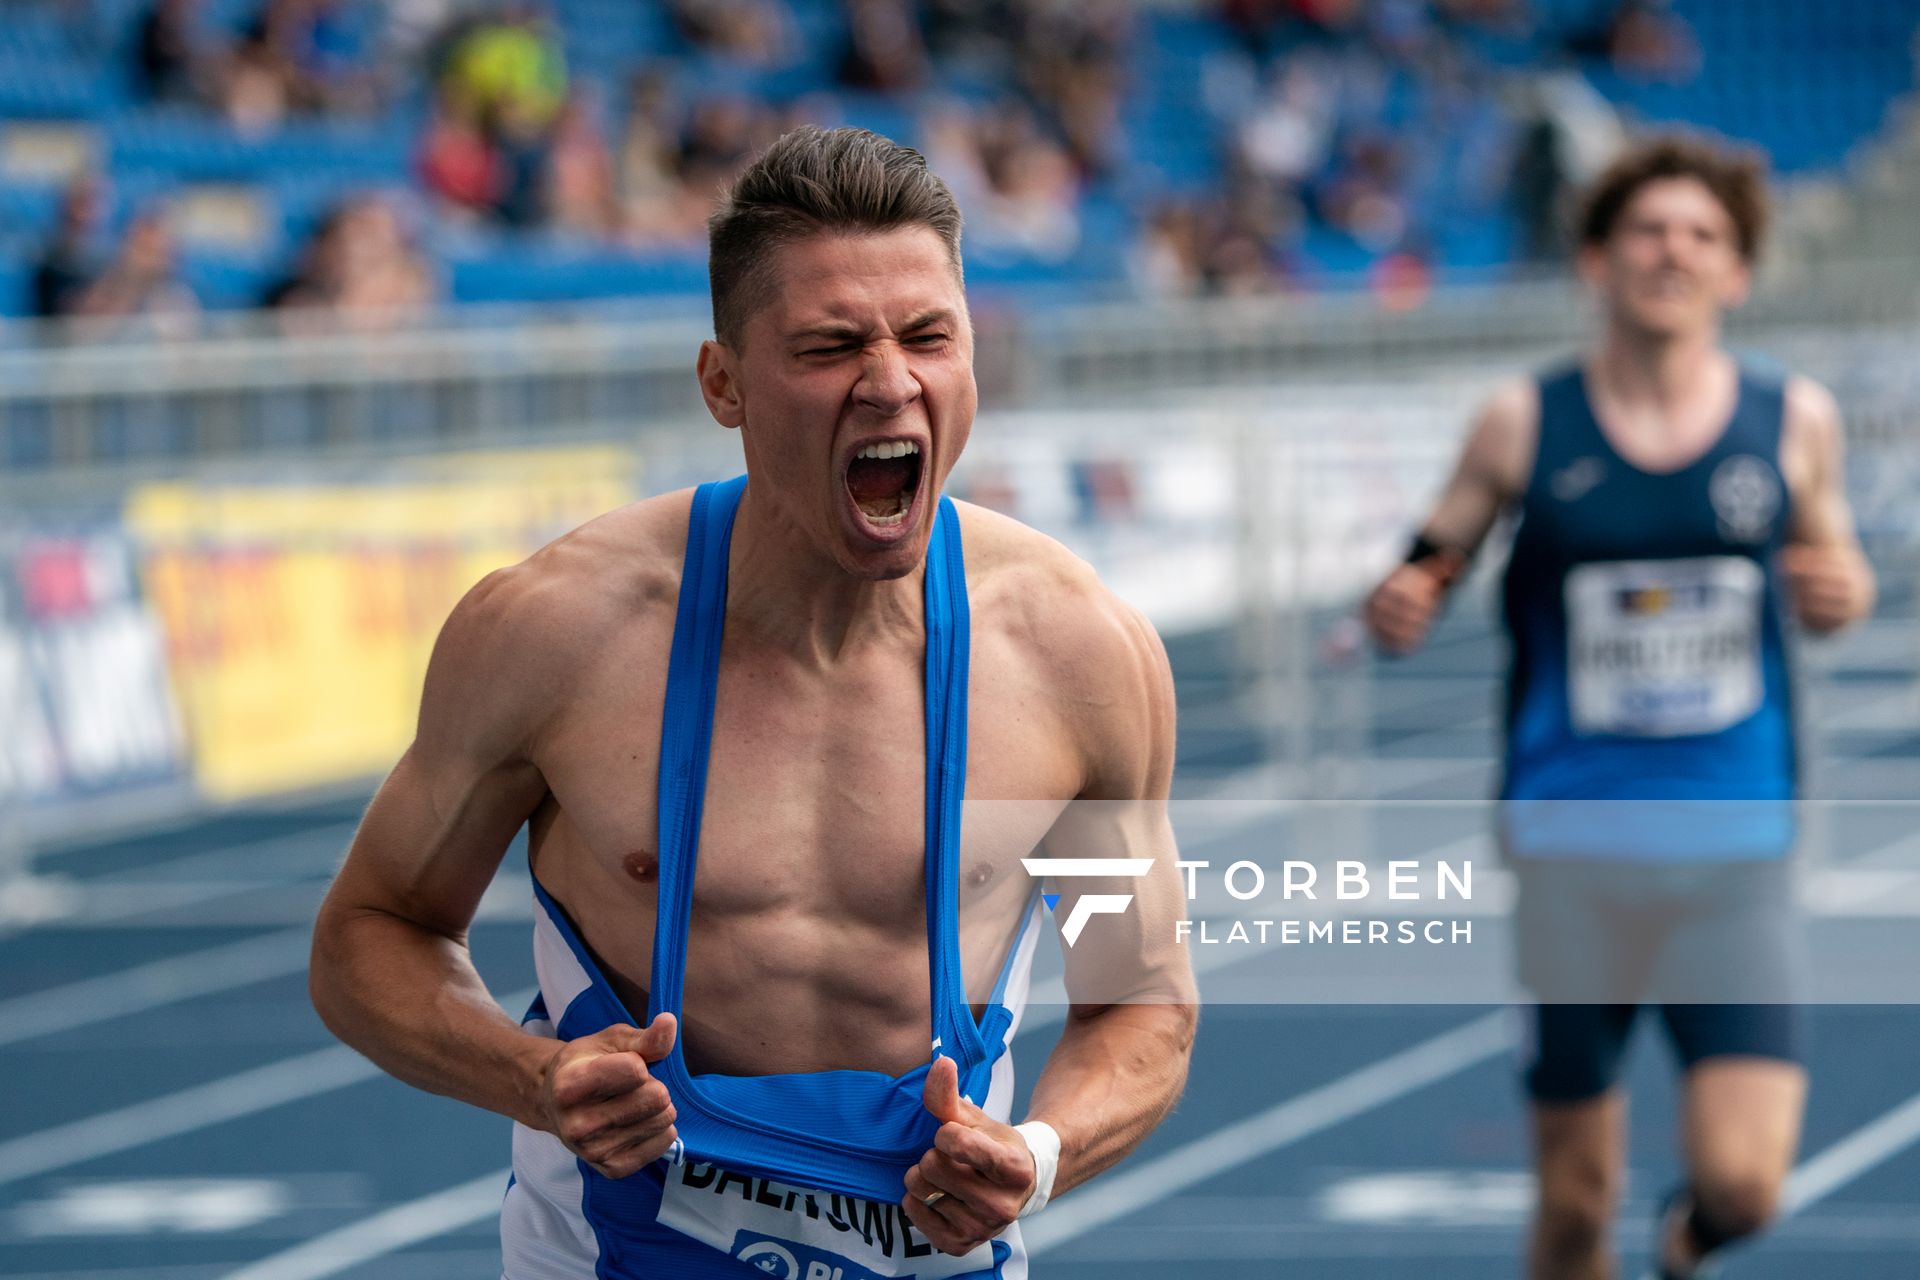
left=444, top=5, right=568, bottom=131
left=1605, top=0, right=1699, bottom=82
left=836, top=0, right=928, bottom=93
left=921, top=0, right=1017, bottom=65
left=1017, top=0, right=1132, bottom=175
left=672, top=0, right=795, bottom=67
left=134, top=0, right=204, bottom=103
left=484, top=95, right=552, bottom=227
left=1236, top=55, right=1336, bottom=188
left=1315, top=131, right=1410, bottom=251
left=1566, top=0, right=1700, bottom=82
left=67, top=209, right=200, bottom=337
left=546, top=91, right=621, bottom=237
left=1130, top=203, right=1208, bottom=297
left=267, top=195, right=437, bottom=330
left=208, top=0, right=379, bottom=134
left=31, top=176, right=107, bottom=320
left=619, top=67, right=701, bottom=243
left=418, top=85, right=503, bottom=217
left=214, top=18, right=295, bottom=134
left=946, top=101, right=1082, bottom=260
left=677, top=97, right=770, bottom=201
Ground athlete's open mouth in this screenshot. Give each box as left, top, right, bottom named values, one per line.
left=844, top=439, right=923, bottom=528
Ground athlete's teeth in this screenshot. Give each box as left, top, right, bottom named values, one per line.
left=853, top=441, right=920, bottom=460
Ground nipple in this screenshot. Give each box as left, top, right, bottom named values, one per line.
left=964, top=861, right=995, bottom=890
left=622, top=849, right=658, bottom=883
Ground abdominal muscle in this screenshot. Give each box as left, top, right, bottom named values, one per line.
left=530, top=811, right=1030, bottom=1080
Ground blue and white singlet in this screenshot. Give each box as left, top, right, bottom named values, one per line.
left=1499, top=362, right=1799, bottom=862
left=501, top=476, right=1045, bottom=1278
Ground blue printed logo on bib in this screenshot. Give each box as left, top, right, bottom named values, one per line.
left=732, top=1232, right=890, bottom=1280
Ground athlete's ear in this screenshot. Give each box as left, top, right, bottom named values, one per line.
left=697, top=340, right=745, bottom=430
left=1574, top=241, right=1608, bottom=292
left=1722, top=258, right=1753, bottom=309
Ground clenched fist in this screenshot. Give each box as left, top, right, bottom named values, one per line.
left=1365, top=550, right=1467, bottom=656
left=901, top=1056, right=1039, bottom=1257
left=1781, top=543, right=1872, bottom=634
left=538, top=1014, right=679, bottom=1179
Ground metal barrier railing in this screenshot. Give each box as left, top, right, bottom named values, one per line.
left=3, top=256, right=1918, bottom=485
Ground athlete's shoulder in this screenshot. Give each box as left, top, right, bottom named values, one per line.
left=1780, top=372, right=1843, bottom=441
left=426, top=489, right=693, bottom=713
left=1463, top=375, right=1541, bottom=497
left=953, top=498, right=1162, bottom=662
left=953, top=500, right=1174, bottom=787
left=461, top=488, right=691, bottom=644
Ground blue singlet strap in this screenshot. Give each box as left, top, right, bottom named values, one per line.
left=649, top=476, right=744, bottom=1024
left=923, top=493, right=984, bottom=1064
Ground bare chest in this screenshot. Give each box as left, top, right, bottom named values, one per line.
left=529, top=627, right=1074, bottom=980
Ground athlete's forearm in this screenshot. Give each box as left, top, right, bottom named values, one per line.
left=310, top=904, right=558, bottom=1130
left=1022, top=1002, right=1196, bottom=1198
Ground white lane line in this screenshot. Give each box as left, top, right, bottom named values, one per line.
left=0, top=986, right=538, bottom=1187
left=1023, top=1010, right=1516, bottom=1255
left=91, top=824, right=360, bottom=886
left=218, top=1168, right=511, bottom=1280
left=0, top=1047, right=377, bottom=1188
left=1783, top=1088, right=1920, bottom=1216
left=0, top=928, right=311, bottom=1048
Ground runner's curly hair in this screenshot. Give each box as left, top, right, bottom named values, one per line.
left=1577, top=134, right=1770, bottom=263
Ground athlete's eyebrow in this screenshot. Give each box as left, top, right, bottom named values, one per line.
left=789, top=322, right=867, bottom=343
left=788, top=310, right=954, bottom=343
left=900, top=308, right=955, bottom=332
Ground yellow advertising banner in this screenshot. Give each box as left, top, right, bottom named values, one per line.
left=125, top=447, right=637, bottom=799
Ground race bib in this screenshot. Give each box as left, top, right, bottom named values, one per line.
left=1565, top=556, right=1764, bottom=738
left=655, top=1159, right=1009, bottom=1279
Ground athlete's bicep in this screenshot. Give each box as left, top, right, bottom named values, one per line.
left=1782, top=378, right=1861, bottom=549
left=1421, top=381, right=1537, bottom=553
left=1046, top=599, right=1194, bottom=1005
left=323, top=568, right=556, bottom=939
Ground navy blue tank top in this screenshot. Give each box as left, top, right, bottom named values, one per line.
left=1499, top=362, right=1798, bottom=861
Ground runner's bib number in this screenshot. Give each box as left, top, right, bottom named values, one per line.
left=1564, top=556, right=1765, bottom=738
left=656, top=1159, right=1007, bottom=1279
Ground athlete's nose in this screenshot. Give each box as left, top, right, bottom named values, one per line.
left=852, top=341, right=922, bottom=418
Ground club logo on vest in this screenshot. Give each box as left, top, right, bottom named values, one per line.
left=1709, top=455, right=1781, bottom=543
left=1550, top=456, right=1607, bottom=502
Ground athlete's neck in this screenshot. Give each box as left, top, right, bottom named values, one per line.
left=1592, top=323, right=1730, bottom=418
left=723, top=486, right=925, bottom=665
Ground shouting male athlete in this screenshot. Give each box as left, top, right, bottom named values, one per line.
left=311, top=127, right=1196, bottom=1279
left=1366, top=136, right=1874, bottom=1280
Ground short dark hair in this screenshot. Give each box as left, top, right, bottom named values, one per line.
left=707, top=126, right=964, bottom=347
left=1576, top=133, right=1770, bottom=263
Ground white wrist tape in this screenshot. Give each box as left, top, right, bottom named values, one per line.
left=1013, top=1120, right=1061, bottom=1218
